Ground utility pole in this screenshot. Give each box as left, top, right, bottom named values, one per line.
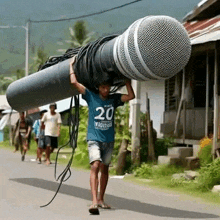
left=131, top=80, right=141, bottom=165
left=0, top=21, right=30, bottom=77
left=25, top=20, right=30, bottom=77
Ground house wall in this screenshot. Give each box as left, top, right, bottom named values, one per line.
left=139, top=80, right=165, bottom=138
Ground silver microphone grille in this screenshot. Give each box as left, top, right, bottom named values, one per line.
left=113, top=15, right=191, bottom=80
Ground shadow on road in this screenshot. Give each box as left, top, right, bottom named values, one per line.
left=10, top=178, right=218, bottom=219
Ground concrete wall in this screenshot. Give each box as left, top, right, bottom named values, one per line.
left=129, top=80, right=165, bottom=138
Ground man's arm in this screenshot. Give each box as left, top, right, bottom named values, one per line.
left=26, top=125, right=32, bottom=139
left=69, top=56, right=86, bottom=94
left=25, top=119, right=32, bottom=139
left=121, top=79, right=135, bottom=103
left=57, top=123, right=61, bottom=136
left=41, top=122, right=45, bottom=130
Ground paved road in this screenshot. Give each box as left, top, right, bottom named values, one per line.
left=1, top=148, right=220, bottom=220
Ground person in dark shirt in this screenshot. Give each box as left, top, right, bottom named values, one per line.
left=12, top=111, right=32, bottom=161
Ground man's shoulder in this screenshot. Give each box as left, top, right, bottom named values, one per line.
left=43, top=112, right=49, bottom=116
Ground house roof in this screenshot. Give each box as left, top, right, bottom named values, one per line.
left=0, top=95, right=10, bottom=110
left=183, top=0, right=220, bottom=22
left=184, top=16, right=220, bottom=45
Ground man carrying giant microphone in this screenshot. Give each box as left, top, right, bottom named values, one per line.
left=69, top=56, right=135, bottom=215
left=6, top=15, right=192, bottom=212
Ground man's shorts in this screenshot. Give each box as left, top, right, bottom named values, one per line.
left=45, top=136, right=58, bottom=149
left=88, top=140, right=114, bottom=165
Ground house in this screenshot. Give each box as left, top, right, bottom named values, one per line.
left=161, top=0, right=220, bottom=156
left=0, top=95, right=87, bottom=142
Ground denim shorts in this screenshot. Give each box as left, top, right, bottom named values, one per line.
left=45, top=136, right=58, bottom=149
left=88, top=141, right=114, bottom=165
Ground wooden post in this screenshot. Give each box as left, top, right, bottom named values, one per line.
left=205, top=52, right=209, bottom=137
left=146, top=93, right=155, bottom=162
left=131, top=80, right=141, bottom=165
left=213, top=44, right=218, bottom=158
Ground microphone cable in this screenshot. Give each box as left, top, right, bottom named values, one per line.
left=39, top=35, right=126, bottom=93
left=40, top=94, right=80, bottom=208
left=39, top=36, right=127, bottom=207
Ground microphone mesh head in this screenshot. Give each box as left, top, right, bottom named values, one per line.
left=114, top=15, right=191, bottom=80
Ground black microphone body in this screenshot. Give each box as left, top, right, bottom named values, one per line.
left=6, top=15, right=191, bottom=112
left=6, top=59, right=79, bottom=111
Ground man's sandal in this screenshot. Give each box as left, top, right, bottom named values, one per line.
left=89, top=204, right=100, bottom=215
left=98, top=203, right=111, bottom=209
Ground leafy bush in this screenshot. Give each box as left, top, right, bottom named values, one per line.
left=57, top=107, right=89, bottom=167
left=197, top=158, right=220, bottom=191
left=134, top=163, right=182, bottom=179
left=198, top=144, right=212, bottom=167
left=58, top=126, right=69, bottom=146
left=73, top=106, right=89, bottom=166
left=134, top=163, right=153, bottom=178
left=154, top=137, right=174, bottom=158
left=3, top=125, right=10, bottom=141
left=114, top=103, right=131, bottom=153
left=199, top=137, right=212, bottom=149
left=170, top=175, right=186, bottom=187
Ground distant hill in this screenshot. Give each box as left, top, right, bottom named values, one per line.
left=0, top=0, right=201, bottom=76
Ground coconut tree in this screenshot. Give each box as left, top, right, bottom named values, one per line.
left=30, top=47, right=48, bottom=72
left=57, top=20, right=95, bottom=53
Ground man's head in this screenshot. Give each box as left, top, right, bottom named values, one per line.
left=49, top=103, right=57, bottom=113
left=19, top=111, right=25, bottom=120
left=97, top=79, right=113, bottom=99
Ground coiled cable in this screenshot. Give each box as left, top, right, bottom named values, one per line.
left=40, top=95, right=80, bottom=208
left=39, top=35, right=126, bottom=93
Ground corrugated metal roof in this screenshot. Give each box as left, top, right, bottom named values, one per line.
left=183, top=0, right=220, bottom=22
left=184, top=16, right=220, bottom=45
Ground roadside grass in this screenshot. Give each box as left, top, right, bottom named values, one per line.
left=0, top=140, right=90, bottom=170
left=124, top=170, right=220, bottom=205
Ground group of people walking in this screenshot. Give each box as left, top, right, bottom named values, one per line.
left=12, top=103, right=62, bottom=166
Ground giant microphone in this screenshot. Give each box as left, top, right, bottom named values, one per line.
left=6, top=15, right=191, bottom=112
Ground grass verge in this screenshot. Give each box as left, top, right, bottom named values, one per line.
left=0, top=140, right=90, bottom=170
left=124, top=172, right=220, bottom=205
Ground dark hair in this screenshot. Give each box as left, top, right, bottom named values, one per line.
left=49, top=103, right=57, bottom=109
left=97, top=78, right=113, bottom=87
left=40, top=110, right=47, bottom=116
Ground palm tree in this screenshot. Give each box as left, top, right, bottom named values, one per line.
left=57, top=20, right=95, bottom=53
left=30, top=47, right=48, bottom=72
left=16, top=69, right=25, bottom=79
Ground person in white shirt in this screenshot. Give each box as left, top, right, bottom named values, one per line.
left=41, top=103, right=62, bottom=166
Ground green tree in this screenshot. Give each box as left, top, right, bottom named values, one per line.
left=57, top=20, right=95, bottom=53
left=16, top=69, right=25, bottom=79
left=0, top=75, right=17, bottom=94
left=30, top=47, right=48, bottom=73
left=114, top=103, right=131, bottom=174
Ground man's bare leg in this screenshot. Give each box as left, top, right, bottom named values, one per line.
left=90, top=161, right=100, bottom=205
left=89, top=160, right=100, bottom=214
left=98, top=163, right=111, bottom=208
left=45, top=145, right=51, bottom=165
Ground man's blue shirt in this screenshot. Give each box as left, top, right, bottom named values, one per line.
left=82, top=89, right=124, bottom=143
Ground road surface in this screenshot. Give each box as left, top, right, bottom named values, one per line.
left=1, top=148, right=220, bottom=220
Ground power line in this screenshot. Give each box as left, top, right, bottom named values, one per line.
left=31, top=0, right=142, bottom=23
